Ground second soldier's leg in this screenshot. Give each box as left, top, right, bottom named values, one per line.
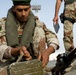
left=63, top=20, right=74, bottom=52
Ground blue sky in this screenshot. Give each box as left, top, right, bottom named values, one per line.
left=0, top=0, right=76, bottom=60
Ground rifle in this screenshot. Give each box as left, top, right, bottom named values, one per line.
left=51, top=48, right=76, bottom=75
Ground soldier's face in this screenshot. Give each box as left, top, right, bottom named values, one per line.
left=13, top=5, right=31, bottom=22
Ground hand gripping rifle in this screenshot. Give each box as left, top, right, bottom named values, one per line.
left=51, top=48, right=76, bottom=75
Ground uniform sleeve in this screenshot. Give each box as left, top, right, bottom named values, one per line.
left=43, top=24, right=60, bottom=50
left=0, top=45, right=9, bottom=61
left=0, top=18, right=6, bottom=37
left=35, top=18, right=60, bottom=50
left=0, top=18, right=12, bottom=61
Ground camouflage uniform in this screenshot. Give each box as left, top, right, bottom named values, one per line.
left=63, top=0, right=76, bottom=51
left=0, top=17, right=59, bottom=71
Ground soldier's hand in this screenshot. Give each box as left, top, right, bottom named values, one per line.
left=20, top=46, right=32, bottom=60
left=38, top=50, right=49, bottom=68
left=53, top=16, right=58, bottom=24
left=38, top=45, right=55, bottom=68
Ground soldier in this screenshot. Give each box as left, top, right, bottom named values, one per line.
left=0, top=0, right=59, bottom=74
left=53, top=0, right=76, bottom=73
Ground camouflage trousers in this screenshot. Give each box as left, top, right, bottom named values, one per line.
left=63, top=2, right=76, bottom=51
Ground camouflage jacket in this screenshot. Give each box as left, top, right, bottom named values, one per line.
left=0, top=17, right=59, bottom=69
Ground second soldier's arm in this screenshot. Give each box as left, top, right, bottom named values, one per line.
left=53, top=0, right=62, bottom=24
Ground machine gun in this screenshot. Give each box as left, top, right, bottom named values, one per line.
left=51, top=48, right=76, bottom=75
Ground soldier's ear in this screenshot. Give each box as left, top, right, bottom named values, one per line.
left=30, top=5, right=31, bottom=8
left=29, top=5, right=31, bottom=11
left=12, top=6, right=15, bottom=12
